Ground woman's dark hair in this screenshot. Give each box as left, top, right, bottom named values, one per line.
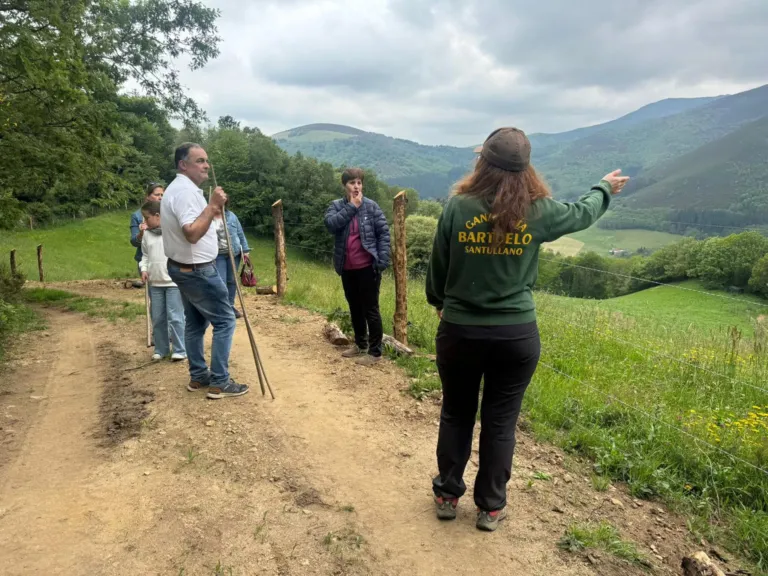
left=341, top=168, right=365, bottom=186
left=454, top=156, right=551, bottom=245
left=141, top=200, right=161, bottom=216
left=145, top=182, right=163, bottom=197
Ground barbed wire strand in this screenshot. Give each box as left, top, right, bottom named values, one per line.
left=538, top=361, right=768, bottom=476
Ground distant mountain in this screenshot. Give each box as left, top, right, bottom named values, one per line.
left=620, top=115, right=768, bottom=215
left=535, top=84, right=768, bottom=198
left=271, top=85, right=768, bottom=227
left=272, top=123, right=474, bottom=197
left=528, top=96, right=720, bottom=150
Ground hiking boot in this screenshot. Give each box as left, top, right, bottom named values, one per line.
left=171, top=353, right=187, bottom=362
left=342, top=345, right=368, bottom=358
left=434, top=495, right=458, bottom=520
left=356, top=355, right=381, bottom=366
left=206, top=378, right=250, bottom=399
left=187, top=379, right=211, bottom=392
left=476, top=508, right=507, bottom=532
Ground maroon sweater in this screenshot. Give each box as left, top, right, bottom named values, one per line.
left=344, top=216, right=373, bottom=270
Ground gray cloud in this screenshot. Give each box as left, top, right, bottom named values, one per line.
left=176, top=0, right=768, bottom=146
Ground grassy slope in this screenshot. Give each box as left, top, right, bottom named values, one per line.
left=0, top=211, right=138, bottom=282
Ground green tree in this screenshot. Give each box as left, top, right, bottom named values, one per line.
left=415, top=199, right=444, bottom=219
left=748, top=254, right=768, bottom=297
left=405, top=215, right=438, bottom=273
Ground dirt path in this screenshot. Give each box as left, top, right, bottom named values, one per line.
left=0, top=282, right=704, bottom=575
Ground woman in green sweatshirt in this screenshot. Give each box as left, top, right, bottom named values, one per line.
left=426, top=127, right=628, bottom=531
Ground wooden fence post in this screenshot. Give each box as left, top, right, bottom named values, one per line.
left=272, top=199, right=287, bottom=297
left=37, top=244, right=44, bottom=282
left=10, top=250, right=16, bottom=276
left=393, top=191, right=408, bottom=345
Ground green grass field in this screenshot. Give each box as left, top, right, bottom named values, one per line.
left=569, top=227, right=685, bottom=255
left=3, top=213, right=768, bottom=572
left=0, top=210, right=140, bottom=281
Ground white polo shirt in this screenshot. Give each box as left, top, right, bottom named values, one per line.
left=160, top=173, right=218, bottom=264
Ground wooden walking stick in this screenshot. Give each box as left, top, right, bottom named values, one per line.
left=210, top=166, right=275, bottom=399
left=144, top=281, right=152, bottom=348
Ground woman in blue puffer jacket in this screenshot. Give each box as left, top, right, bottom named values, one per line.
left=324, top=168, right=391, bottom=366
left=212, top=208, right=251, bottom=319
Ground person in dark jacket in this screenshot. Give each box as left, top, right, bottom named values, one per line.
left=324, top=168, right=391, bottom=366
left=426, top=127, right=629, bottom=531
left=130, top=182, right=165, bottom=277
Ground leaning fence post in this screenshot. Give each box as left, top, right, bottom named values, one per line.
left=10, top=250, right=17, bottom=276
left=393, top=191, right=408, bottom=345
left=271, top=199, right=287, bottom=298
left=37, top=244, right=44, bottom=282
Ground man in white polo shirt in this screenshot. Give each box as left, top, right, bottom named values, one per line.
left=161, top=142, right=249, bottom=399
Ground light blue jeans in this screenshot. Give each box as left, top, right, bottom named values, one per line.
left=167, top=261, right=236, bottom=386
left=148, top=286, right=186, bottom=357
left=215, top=253, right=241, bottom=308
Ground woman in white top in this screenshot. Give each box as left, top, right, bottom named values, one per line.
left=139, top=200, right=186, bottom=361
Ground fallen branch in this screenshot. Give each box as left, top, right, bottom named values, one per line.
left=681, top=552, right=726, bottom=576
left=323, top=322, right=349, bottom=346
left=383, top=334, right=413, bottom=356
left=322, top=323, right=413, bottom=356
left=255, top=285, right=277, bottom=295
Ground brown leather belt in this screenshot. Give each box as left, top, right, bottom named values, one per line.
left=167, top=258, right=214, bottom=270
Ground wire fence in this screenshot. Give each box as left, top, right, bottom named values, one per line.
left=241, top=211, right=768, bottom=470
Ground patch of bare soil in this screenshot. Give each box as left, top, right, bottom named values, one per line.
left=0, top=279, right=741, bottom=576
left=97, top=342, right=156, bottom=445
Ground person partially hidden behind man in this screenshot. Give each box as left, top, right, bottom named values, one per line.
left=160, top=142, right=249, bottom=399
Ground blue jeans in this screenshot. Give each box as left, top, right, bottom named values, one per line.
left=215, top=253, right=241, bottom=308
left=167, top=262, right=236, bottom=386
left=149, top=286, right=186, bottom=357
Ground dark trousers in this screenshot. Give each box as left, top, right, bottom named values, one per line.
left=341, top=266, right=383, bottom=357
left=432, top=320, right=541, bottom=511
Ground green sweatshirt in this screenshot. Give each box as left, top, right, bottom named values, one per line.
left=425, top=181, right=612, bottom=325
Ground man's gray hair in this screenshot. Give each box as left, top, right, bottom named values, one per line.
left=175, top=142, right=202, bottom=169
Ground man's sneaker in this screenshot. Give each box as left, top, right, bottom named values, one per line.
left=342, top=345, right=368, bottom=358
left=356, top=355, right=381, bottom=366
left=476, top=508, right=507, bottom=532
left=206, top=379, right=250, bottom=399
left=434, top=495, right=458, bottom=520
left=187, top=379, right=211, bottom=392
left=151, top=353, right=163, bottom=361
left=171, top=353, right=187, bottom=362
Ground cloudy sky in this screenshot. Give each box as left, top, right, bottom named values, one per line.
left=179, top=0, right=768, bottom=146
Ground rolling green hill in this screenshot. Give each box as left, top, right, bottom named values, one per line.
left=535, top=83, right=768, bottom=199
left=619, top=115, right=768, bottom=215
left=272, top=85, right=768, bottom=226
left=272, top=123, right=474, bottom=197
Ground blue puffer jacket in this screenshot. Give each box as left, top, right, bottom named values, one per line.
left=324, top=197, right=391, bottom=275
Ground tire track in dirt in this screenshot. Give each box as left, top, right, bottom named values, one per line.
left=0, top=313, right=124, bottom=575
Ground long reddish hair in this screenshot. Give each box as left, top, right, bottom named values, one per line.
left=454, top=156, right=551, bottom=244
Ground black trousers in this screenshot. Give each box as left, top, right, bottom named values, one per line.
left=341, top=266, right=383, bottom=357
left=432, top=320, right=541, bottom=511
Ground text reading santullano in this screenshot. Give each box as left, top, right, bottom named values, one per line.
left=458, top=214, right=532, bottom=255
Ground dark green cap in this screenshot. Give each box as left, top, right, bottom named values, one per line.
left=481, top=127, right=531, bottom=172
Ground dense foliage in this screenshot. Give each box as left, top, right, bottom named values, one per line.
left=0, top=0, right=219, bottom=228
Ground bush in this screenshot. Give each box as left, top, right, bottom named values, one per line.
left=0, top=263, right=30, bottom=361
